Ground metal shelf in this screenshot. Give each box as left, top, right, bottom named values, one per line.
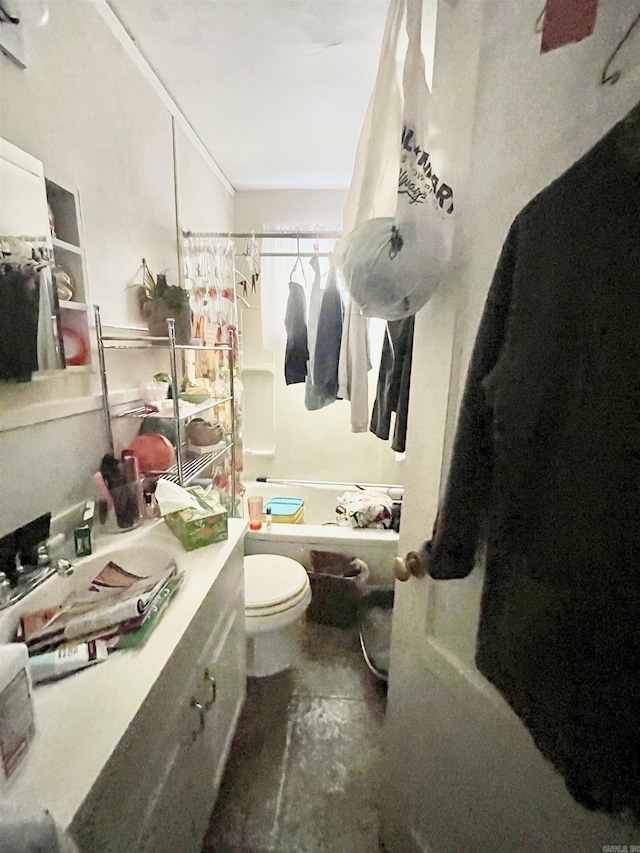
left=100, top=334, right=232, bottom=352
left=95, top=305, right=238, bottom=509
left=111, top=396, right=233, bottom=421
left=159, top=443, right=232, bottom=485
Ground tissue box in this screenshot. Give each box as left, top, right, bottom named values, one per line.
left=164, top=486, right=228, bottom=550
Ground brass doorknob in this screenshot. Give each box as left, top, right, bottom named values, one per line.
left=393, top=556, right=411, bottom=582
left=393, top=551, right=426, bottom=582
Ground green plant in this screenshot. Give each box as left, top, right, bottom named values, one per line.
left=136, top=258, right=190, bottom=309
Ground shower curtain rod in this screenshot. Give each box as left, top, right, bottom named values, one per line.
left=255, top=477, right=403, bottom=492
left=182, top=230, right=342, bottom=240
left=182, top=230, right=342, bottom=258
left=257, top=252, right=334, bottom=258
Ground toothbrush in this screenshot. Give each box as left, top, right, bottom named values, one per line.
left=93, top=472, right=114, bottom=524
left=93, top=472, right=114, bottom=505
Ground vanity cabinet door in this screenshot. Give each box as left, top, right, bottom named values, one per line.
left=137, top=585, right=245, bottom=853
left=190, top=590, right=246, bottom=845
left=68, top=540, right=246, bottom=853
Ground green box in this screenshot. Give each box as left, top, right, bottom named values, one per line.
left=164, top=486, right=228, bottom=551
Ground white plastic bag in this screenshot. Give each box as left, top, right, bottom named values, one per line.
left=336, top=489, right=393, bottom=529
left=337, top=0, right=453, bottom=321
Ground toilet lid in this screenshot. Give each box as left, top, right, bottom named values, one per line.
left=244, top=554, right=309, bottom=611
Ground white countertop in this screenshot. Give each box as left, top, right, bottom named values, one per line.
left=1, top=518, right=247, bottom=829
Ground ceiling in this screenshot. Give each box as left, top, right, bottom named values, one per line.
left=107, top=0, right=392, bottom=192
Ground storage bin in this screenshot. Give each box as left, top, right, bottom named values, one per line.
left=263, top=497, right=304, bottom=524
left=305, top=549, right=370, bottom=628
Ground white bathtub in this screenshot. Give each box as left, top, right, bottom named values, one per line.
left=242, top=481, right=399, bottom=586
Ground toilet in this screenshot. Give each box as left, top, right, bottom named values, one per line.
left=244, top=554, right=312, bottom=678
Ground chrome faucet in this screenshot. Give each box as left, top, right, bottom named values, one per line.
left=0, top=540, right=74, bottom=610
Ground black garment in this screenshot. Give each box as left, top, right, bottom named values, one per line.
left=369, top=315, right=414, bottom=453
left=0, top=265, right=39, bottom=382
left=305, top=273, right=344, bottom=410
left=284, top=280, right=308, bottom=385
left=424, top=101, right=640, bottom=819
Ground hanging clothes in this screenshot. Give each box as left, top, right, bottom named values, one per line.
left=337, top=294, right=371, bottom=432
left=284, top=280, right=308, bottom=385
left=369, top=315, right=414, bottom=453
left=422, top=101, right=640, bottom=820
left=0, top=263, right=39, bottom=382
left=305, top=265, right=344, bottom=411
left=306, top=254, right=323, bottom=383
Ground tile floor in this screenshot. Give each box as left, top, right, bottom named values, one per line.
left=202, top=620, right=388, bottom=853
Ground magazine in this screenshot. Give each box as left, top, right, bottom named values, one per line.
left=19, top=560, right=179, bottom=651
left=112, top=574, right=184, bottom=650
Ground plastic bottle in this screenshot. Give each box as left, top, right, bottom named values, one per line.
left=29, top=640, right=108, bottom=684
left=265, top=507, right=272, bottom=532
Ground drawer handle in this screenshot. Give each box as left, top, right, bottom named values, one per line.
left=190, top=698, right=205, bottom=740
left=204, top=668, right=217, bottom=709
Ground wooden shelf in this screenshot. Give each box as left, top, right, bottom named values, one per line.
left=46, top=179, right=91, bottom=369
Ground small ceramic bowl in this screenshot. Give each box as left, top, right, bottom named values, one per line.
left=127, top=432, right=176, bottom=473
left=185, top=418, right=223, bottom=446
left=179, top=390, right=210, bottom=405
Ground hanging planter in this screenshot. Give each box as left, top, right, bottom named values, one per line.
left=136, top=258, right=192, bottom=344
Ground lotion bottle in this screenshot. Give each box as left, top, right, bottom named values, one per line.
left=29, top=640, right=108, bottom=685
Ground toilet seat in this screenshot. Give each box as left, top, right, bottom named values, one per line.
left=244, top=554, right=310, bottom=618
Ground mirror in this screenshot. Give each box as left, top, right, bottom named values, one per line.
left=0, top=137, right=64, bottom=381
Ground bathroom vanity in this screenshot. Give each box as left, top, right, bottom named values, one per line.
left=0, top=518, right=247, bottom=853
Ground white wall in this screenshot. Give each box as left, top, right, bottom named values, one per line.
left=235, top=189, right=405, bottom=488
left=384, top=1, right=640, bottom=850
left=0, top=1, right=233, bottom=536
left=175, top=122, right=235, bottom=233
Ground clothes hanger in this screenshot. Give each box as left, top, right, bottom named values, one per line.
left=249, top=234, right=260, bottom=293
left=534, top=3, right=546, bottom=34
left=289, top=242, right=308, bottom=288
left=289, top=255, right=302, bottom=280
left=309, top=238, right=321, bottom=281
left=233, top=265, right=249, bottom=299
left=239, top=235, right=260, bottom=294
left=0, top=1, right=19, bottom=24
left=601, top=10, right=640, bottom=85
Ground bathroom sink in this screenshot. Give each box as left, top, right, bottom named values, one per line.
left=72, top=540, right=179, bottom=586
left=0, top=521, right=181, bottom=644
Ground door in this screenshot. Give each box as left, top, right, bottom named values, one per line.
left=381, top=266, right=640, bottom=853
left=380, top=184, right=638, bottom=853
left=377, top=0, right=640, bottom=845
